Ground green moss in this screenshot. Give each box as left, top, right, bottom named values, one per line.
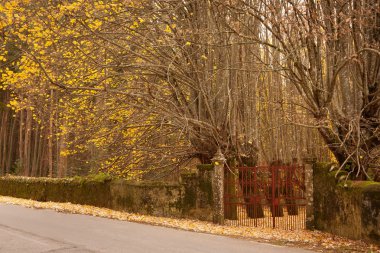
left=70, top=172, right=113, bottom=183
left=352, top=181, right=380, bottom=195
left=0, top=175, right=112, bottom=207
left=128, top=180, right=179, bottom=188
left=314, top=162, right=335, bottom=170
left=71, top=176, right=87, bottom=184
left=180, top=171, right=197, bottom=179
left=198, top=177, right=213, bottom=204
left=336, top=180, right=380, bottom=192
left=198, top=178, right=212, bottom=194
left=196, top=164, right=214, bottom=171
left=87, top=172, right=112, bottom=182
left=314, top=162, right=380, bottom=243
left=182, top=187, right=197, bottom=210
left=118, top=195, right=135, bottom=207
left=328, top=170, right=338, bottom=178
left=0, top=175, right=210, bottom=221
left=354, top=181, right=380, bottom=188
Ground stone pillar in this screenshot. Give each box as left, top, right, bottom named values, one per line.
left=303, top=157, right=316, bottom=229
left=211, top=149, right=226, bottom=225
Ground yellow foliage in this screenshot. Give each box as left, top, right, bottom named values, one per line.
left=164, top=24, right=172, bottom=33
left=0, top=0, right=185, bottom=176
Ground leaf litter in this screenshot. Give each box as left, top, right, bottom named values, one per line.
left=0, top=196, right=378, bottom=253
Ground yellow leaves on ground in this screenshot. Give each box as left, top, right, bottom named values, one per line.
left=164, top=25, right=172, bottom=34
left=0, top=196, right=377, bottom=253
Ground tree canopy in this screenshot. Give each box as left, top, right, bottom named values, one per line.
left=0, top=0, right=378, bottom=180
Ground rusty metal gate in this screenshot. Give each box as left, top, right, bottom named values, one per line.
left=224, top=165, right=306, bottom=229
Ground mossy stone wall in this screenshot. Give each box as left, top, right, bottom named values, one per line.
left=314, top=163, right=380, bottom=245
left=0, top=174, right=214, bottom=221
left=179, top=165, right=214, bottom=221
left=110, top=180, right=183, bottom=217
left=0, top=177, right=112, bottom=207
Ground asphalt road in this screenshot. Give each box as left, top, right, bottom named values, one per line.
left=0, top=204, right=315, bottom=253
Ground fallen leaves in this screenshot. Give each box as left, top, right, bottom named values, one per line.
left=0, top=196, right=378, bottom=253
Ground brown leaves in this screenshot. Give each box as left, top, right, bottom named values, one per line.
left=0, top=196, right=378, bottom=253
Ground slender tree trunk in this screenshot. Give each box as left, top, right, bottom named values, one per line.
left=0, top=109, right=7, bottom=175
left=48, top=90, right=54, bottom=177
left=23, top=109, right=32, bottom=176
left=18, top=109, right=24, bottom=174
left=31, top=125, right=39, bottom=176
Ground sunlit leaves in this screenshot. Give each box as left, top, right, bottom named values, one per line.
left=0, top=0, right=159, bottom=176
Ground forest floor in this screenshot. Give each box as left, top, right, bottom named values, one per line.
left=0, top=196, right=378, bottom=253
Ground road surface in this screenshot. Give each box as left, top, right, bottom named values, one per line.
left=0, top=204, right=315, bottom=253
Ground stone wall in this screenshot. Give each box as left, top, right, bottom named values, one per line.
left=110, top=180, right=183, bottom=217
left=180, top=165, right=214, bottom=221
left=314, top=163, right=380, bottom=245
left=0, top=170, right=214, bottom=221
